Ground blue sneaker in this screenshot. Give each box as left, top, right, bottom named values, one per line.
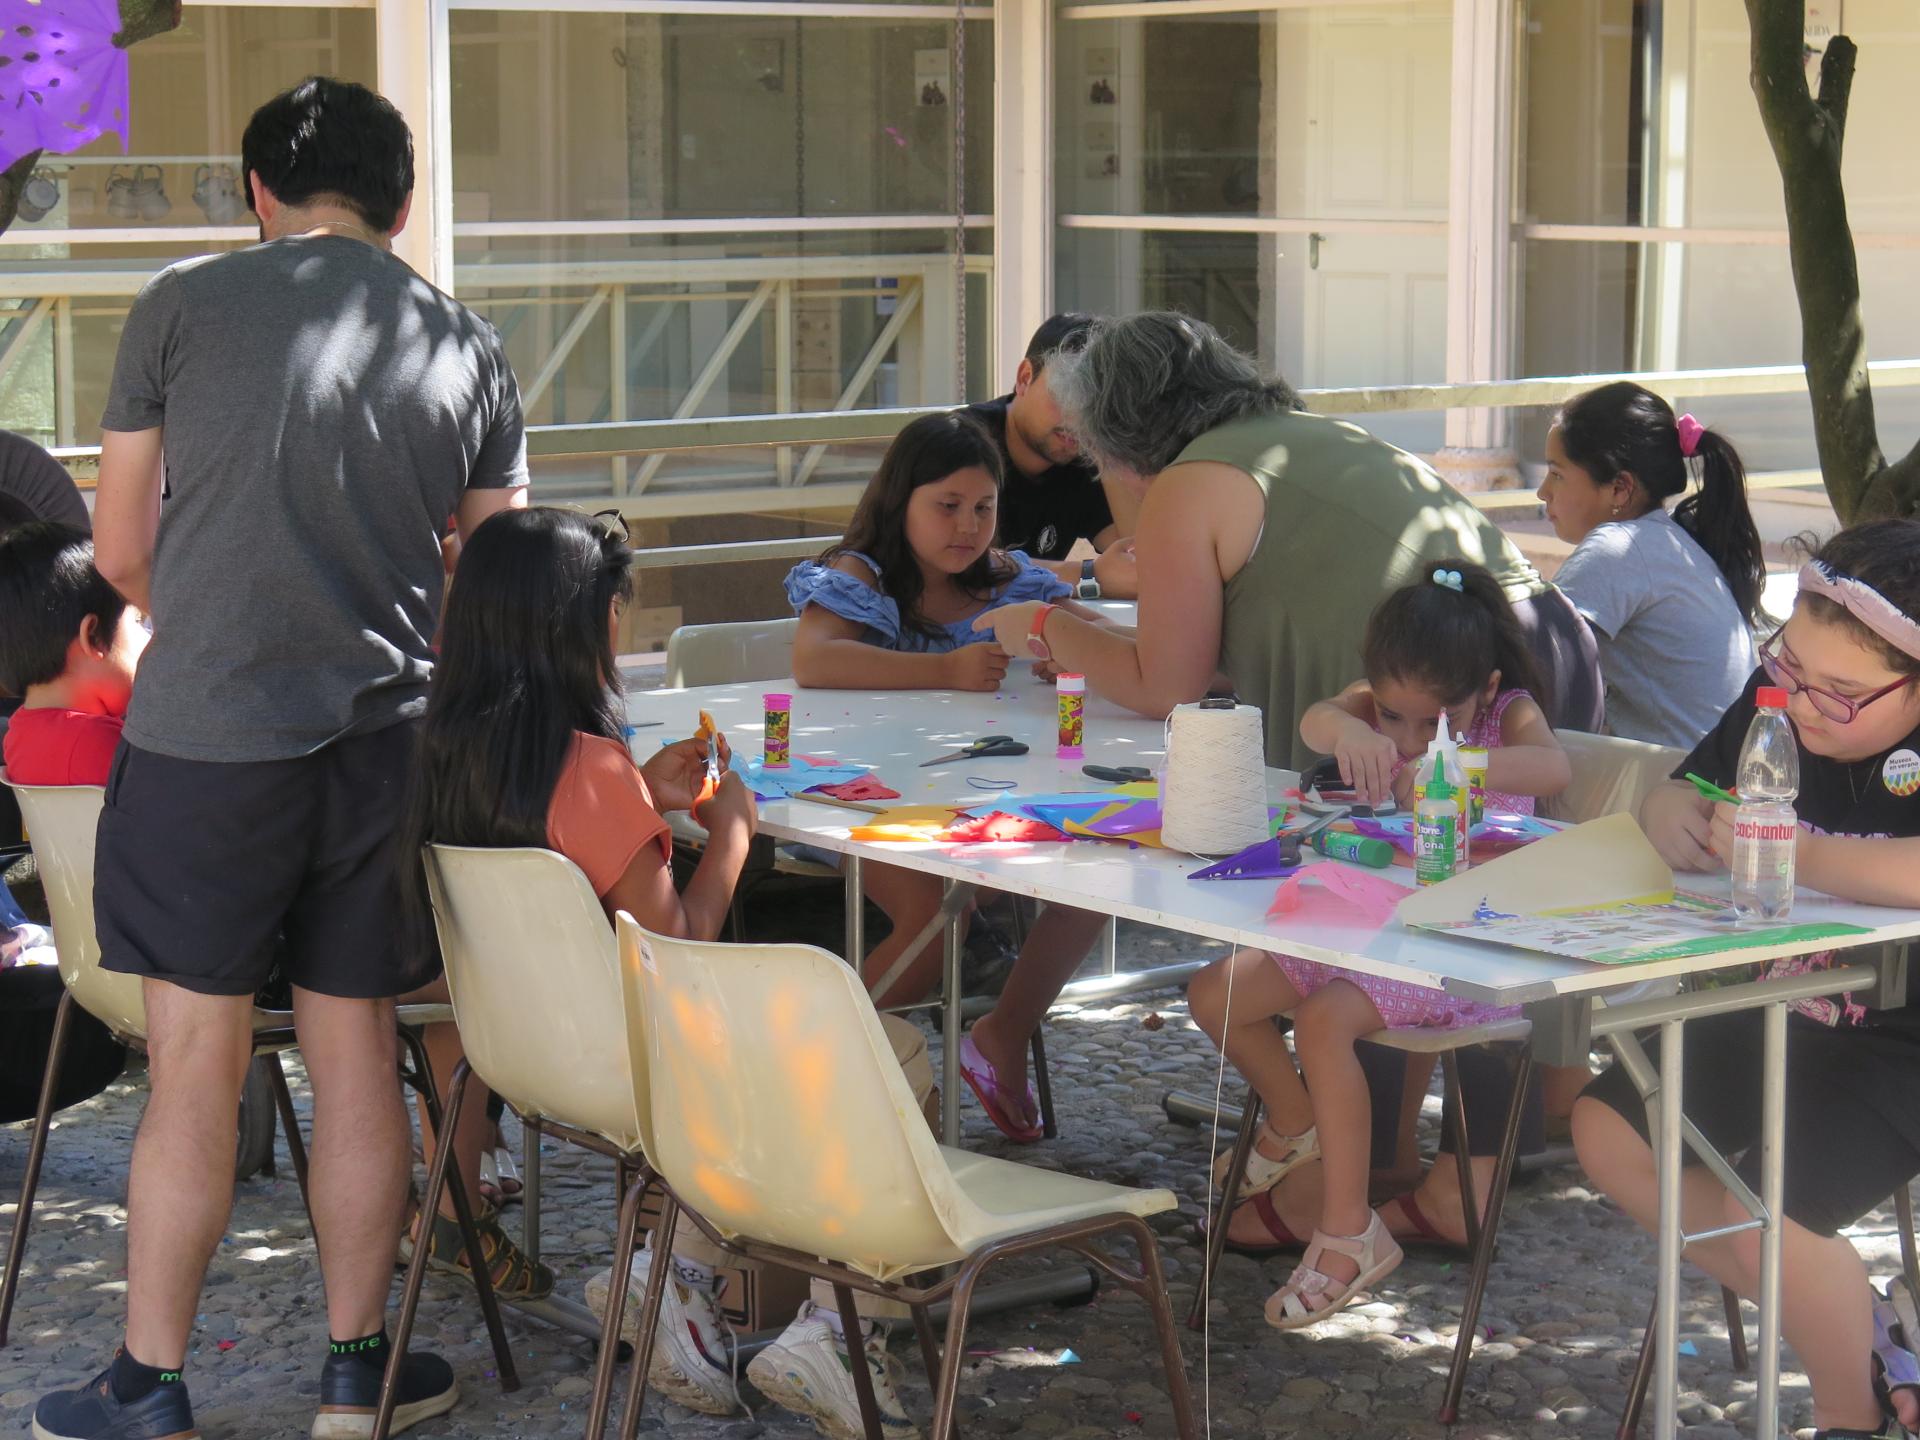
left=31, top=1364, right=198, bottom=1440
left=310, top=1346, right=457, bottom=1439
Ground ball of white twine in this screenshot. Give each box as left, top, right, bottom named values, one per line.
left=1161, top=700, right=1270, bottom=857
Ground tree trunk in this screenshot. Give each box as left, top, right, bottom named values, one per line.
left=1745, top=0, right=1920, bottom=521
left=0, top=0, right=183, bottom=239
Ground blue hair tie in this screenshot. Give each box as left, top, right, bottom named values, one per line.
left=1432, top=568, right=1463, bottom=593
left=966, top=776, right=1018, bottom=792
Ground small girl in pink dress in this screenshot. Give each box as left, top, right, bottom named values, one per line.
left=1188, top=562, right=1573, bottom=1332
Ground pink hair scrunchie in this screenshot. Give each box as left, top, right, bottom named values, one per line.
left=1676, top=413, right=1705, bottom=458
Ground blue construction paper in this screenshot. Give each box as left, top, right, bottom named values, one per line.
left=740, top=756, right=873, bottom=801
left=962, top=791, right=1127, bottom=820
left=1027, top=802, right=1121, bottom=834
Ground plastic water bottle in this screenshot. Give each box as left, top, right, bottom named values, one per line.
left=1731, top=685, right=1801, bottom=922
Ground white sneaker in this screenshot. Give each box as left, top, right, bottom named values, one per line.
left=583, top=1246, right=739, bottom=1416
left=747, top=1302, right=920, bottom=1440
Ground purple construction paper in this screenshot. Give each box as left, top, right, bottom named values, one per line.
left=1351, top=811, right=1554, bottom=855
left=1190, top=836, right=1302, bottom=881
left=1081, top=799, right=1162, bottom=836
left=0, top=0, right=131, bottom=172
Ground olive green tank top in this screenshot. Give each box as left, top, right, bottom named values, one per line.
left=1179, top=410, right=1547, bottom=770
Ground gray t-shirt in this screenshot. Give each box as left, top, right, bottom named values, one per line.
left=101, top=235, right=529, bottom=762
left=0, top=430, right=89, bottom=531
left=1552, top=508, right=1754, bottom=749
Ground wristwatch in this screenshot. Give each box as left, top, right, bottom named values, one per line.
left=1026, top=603, right=1058, bottom=660
left=1076, top=557, right=1102, bottom=600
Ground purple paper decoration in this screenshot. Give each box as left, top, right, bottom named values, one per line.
left=0, top=0, right=131, bottom=172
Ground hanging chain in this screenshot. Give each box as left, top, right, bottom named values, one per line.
left=951, top=0, right=968, bottom=401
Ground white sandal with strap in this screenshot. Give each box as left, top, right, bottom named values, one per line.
left=1264, top=1211, right=1403, bottom=1330
left=1211, top=1123, right=1320, bottom=1197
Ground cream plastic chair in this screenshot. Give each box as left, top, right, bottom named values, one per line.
left=378, top=843, right=656, bottom=1440
left=1541, top=729, right=1686, bottom=825
left=615, top=914, right=1197, bottom=1440
left=0, top=778, right=515, bottom=1392
left=664, top=617, right=798, bottom=688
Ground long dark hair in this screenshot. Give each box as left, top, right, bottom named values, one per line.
left=1800, top=519, right=1920, bottom=678
left=397, top=507, right=633, bottom=944
left=1362, top=561, right=1548, bottom=715
left=823, top=411, right=1017, bottom=641
left=1556, top=381, right=1765, bottom=624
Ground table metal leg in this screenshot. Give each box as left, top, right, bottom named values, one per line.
left=1756, top=1001, right=1785, bottom=1439
left=1654, top=1016, right=1685, bottom=1440
left=845, top=853, right=864, bottom=965
left=1103, top=916, right=1118, bottom=976
left=943, top=878, right=964, bottom=1146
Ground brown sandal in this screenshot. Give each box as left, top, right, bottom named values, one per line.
left=425, top=1206, right=555, bottom=1301
left=1197, top=1188, right=1310, bottom=1258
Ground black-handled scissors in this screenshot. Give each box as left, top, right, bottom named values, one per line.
left=1083, top=764, right=1152, bottom=784
left=919, top=735, right=1030, bottom=767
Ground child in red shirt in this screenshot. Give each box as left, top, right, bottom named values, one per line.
left=0, top=522, right=148, bottom=786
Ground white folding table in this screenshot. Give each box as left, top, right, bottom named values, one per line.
left=627, top=675, right=1920, bottom=1440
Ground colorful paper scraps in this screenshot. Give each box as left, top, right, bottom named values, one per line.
left=945, top=812, right=1073, bottom=843
left=1350, top=811, right=1557, bottom=858
left=811, top=774, right=901, bottom=803
left=740, top=756, right=873, bottom=801
left=1267, top=865, right=1410, bottom=928
left=846, top=804, right=967, bottom=842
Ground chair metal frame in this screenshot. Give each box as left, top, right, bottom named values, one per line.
left=1191, top=1025, right=1534, bottom=1426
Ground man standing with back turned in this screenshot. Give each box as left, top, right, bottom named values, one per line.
left=33, top=77, right=528, bottom=1440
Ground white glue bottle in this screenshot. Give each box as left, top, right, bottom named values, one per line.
left=1414, top=753, right=1462, bottom=885
left=1415, top=713, right=1470, bottom=867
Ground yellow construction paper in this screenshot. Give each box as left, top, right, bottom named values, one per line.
left=1395, top=813, right=1675, bottom=925
left=846, top=803, right=968, bottom=843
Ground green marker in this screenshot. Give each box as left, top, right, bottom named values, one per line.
left=1685, top=772, right=1739, bottom=804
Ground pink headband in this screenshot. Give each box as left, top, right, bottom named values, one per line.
left=1676, top=414, right=1705, bottom=458
left=1799, top=559, right=1920, bottom=662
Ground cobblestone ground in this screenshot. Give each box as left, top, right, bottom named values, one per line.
left=3, top=917, right=1911, bottom=1439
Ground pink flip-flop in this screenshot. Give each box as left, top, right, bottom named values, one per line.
left=958, top=1035, right=1044, bottom=1143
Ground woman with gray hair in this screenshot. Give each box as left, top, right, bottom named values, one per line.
left=972, top=311, right=1601, bottom=1263
left=973, top=311, right=1601, bottom=761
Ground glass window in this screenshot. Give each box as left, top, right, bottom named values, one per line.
left=451, top=14, right=990, bottom=225
left=1516, top=0, right=1920, bottom=471
left=1054, top=2, right=1450, bottom=453
left=449, top=12, right=993, bottom=441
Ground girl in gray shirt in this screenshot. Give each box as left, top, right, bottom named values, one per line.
left=1537, top=382, right=1763, bottom=748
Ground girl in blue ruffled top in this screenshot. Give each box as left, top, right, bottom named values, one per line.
left=785, top=410, right=1112, bottom=1142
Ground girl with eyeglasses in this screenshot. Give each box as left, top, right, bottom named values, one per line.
left=1580, top=520, right=1920, bottom=1440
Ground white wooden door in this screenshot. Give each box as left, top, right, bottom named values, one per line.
left=1297, top=4, right=1451, bottom=453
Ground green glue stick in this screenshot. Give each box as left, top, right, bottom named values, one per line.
left=1311, top=830, right=1396, bottom=869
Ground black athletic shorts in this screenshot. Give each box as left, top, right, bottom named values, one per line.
left=1581, top=1009, right=1920, bottom=1237
left=95, top=721, right=438, bottom=1000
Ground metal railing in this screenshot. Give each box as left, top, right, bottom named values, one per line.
left=51, top=355, right=1905, bottom=556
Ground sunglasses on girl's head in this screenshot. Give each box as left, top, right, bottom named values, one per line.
left=590, top=508, right=631, bottom=544
left=1758, top=626, right=1918, bottom=724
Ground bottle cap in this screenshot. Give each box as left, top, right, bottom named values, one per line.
left=1423, top=751, right=1455, bottom=801
left=1057, top=673, right=1086, bottom=692
left=1756, top=686, right=1789, bottom=710
left=764, top=693, right=792, bottom=706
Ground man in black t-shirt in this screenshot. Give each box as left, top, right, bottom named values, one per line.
left=963, top=313, right=1140, bottom=599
